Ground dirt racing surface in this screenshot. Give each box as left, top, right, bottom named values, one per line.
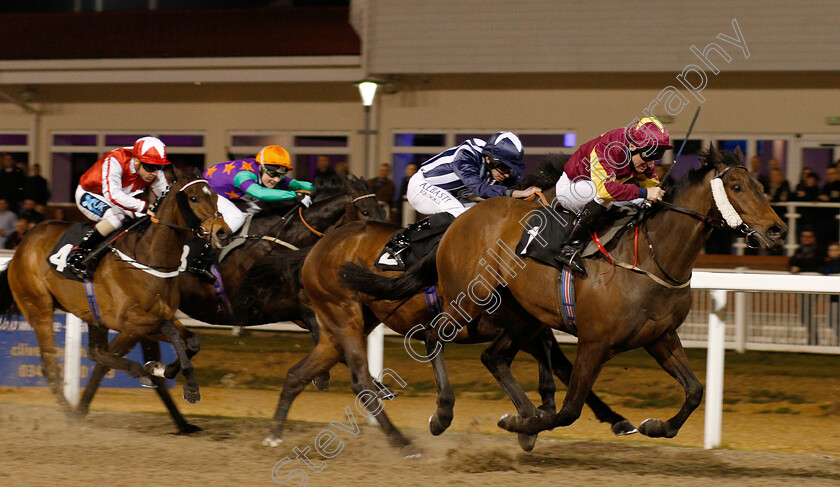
left=1, top=331, right=839, bottom=487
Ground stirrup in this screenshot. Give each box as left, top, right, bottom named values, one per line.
left=555, top=246, right=586, bottom=275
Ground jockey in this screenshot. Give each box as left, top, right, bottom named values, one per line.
left=385, top=132, right=540, bottom=265
left=67, top=136, right=170, bottom=277
left=554, top=116, right=671, bottom=274
left=204, top=145, right=315, bottom=234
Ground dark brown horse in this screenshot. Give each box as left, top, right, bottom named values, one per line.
left=74, top=174, right=385, bottom=432
left=342, top=146, right=787, bottom=444
left=262, top=158, right=635, bottom=453
left=0, top=169, right=230, bottom=419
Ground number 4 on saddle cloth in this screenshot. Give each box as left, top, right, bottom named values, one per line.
left=375, top=213, right=456, bottom=272
left=47, top=222, right=212, bottom=282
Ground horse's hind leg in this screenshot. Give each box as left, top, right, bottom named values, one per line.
left=424, top=331, right=455, bottom=436
left=264, top=328, right=343, bottom=447
left=77, top=329, right=139, bottom=417
left=638, top=330, right=703, bottom=438
left=159, top=320, right=201, bottom=404
left=140, top=339, right=201, bottom=434
left=27, top=306, right=72, bottom=411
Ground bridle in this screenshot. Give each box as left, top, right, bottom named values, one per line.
left=149, top=179, right=223, bottom=238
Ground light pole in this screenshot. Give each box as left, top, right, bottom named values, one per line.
left=357, top=80, right=379, bottom=177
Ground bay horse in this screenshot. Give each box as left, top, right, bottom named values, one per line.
left=262, top=157, right=636, bottom=453
left=342, top=146, right=787, bottom=444
left=74, top=174, right=385, bottom=431
left=0, top=168, right=230, bottom=421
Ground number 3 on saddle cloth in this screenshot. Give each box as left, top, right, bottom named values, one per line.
left=513, top=205, right=641, bottom=335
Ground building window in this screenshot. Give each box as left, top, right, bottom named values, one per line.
left=228, top=132, right=350, bottom=182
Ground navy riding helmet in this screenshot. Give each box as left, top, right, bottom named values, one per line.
left=482, top=132, right=525, bottom=171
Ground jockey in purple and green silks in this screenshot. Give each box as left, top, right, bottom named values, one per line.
left=204, top=145, right=315, bottom=233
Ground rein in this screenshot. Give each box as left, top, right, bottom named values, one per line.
left=596, top=164, right=755, bottom=289
left=299, top=192, right=376, bottom=238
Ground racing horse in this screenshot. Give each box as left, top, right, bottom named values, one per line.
left=73, top=174, right=385, bottom=431
left=342, top=146, right=787, bottom=443
left=0, top=168, right=230, bottom=419
left=263, top=156, right=637, bottom=453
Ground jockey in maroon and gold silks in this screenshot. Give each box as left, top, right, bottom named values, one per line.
left=563, top=128, right=660, bottom=203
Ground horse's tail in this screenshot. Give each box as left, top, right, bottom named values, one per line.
left=0, top=267, right=19, bottom=317
left=340, top=249, right=438, bottom=301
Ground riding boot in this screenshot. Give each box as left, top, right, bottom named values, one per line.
left=187, top=243, right=219, bottom=282
left=66, top=228, right=107, bottom=278
left=383, top=213, right=456, bottom=267
left=555, top=200, right=607, bottom=275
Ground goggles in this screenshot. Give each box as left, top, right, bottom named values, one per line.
left=140, top=162, right=161, bottom=173
left=488, top=159, right=511, bottom=175
left=639, top=147, right=666, bottom=162
left=263, top=165, right=288, bottom=177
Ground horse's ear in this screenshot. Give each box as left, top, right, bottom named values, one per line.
left=706, top=142, right=720, bottom=166
left=733, top=145, right=744, bottom=162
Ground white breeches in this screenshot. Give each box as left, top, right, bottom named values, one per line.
left=406, top=171, right=475, bottom=217
left=554, top=173, right=646, bottom=213
left=216, top=195, right=248, bottom=233
left=75, top=186, right=130, bottom=229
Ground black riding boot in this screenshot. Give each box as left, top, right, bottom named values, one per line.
left=555, top=201, right=607, bottom=275
left=66, top=228, right=107, bottom=278
left=187, top=243, right=219, bottom=282
left=383, top=213, right=455, bottom=267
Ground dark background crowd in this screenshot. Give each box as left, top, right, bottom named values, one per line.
left=0, top=152, right=52, bottom=249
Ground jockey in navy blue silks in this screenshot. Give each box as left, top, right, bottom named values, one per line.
left=383, top=132, right=540, bottom=266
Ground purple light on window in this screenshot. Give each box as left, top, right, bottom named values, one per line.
left=105, top=135, right=145, bottom=147
left=0, top=134, right=27, bottom=145
left=53, top=134, right=97, bottom=146
left=563, top=133, right=576, bottom=147
left=160, top=135, right=204, bottom=147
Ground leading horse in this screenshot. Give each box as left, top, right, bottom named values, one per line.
left=343, top=146, right=787, bottom=444
left=0, top=168, right=230, bottom=419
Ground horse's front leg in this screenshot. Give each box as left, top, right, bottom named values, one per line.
left=480, top=330, right=542, bottom=452
left=86, top=326, right=149, bottom=380
left=140, top=339, right=202, bottom=434
left=77, top=330, right=140, bottom=416
left=638, top=330, right=703, bottom=438
left=158, top=320, right=201, bottom=404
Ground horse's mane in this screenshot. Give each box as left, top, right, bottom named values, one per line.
left=514, top=153, right=570, bottom=190
left=257, top=174, right=367, bottom=216
left=664, top=148, right=740, bottom=203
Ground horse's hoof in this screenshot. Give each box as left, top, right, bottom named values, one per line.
left=517, top=433, right=538, bottom=452
left=401, top=444, right=422, bottom=459
left=639, top=418, right=672, bottom=438
left=262, top=435, right=283, bottom=447
left=612, top=419, right=638, bottom=436
left=183, top=389, right=201, bottom=404
left=312, top=373, right=330, bottom=391
left=139, top=376, right=155, bottom=388
left=428, top=413, right=450, bottom=436
left=143, top=361, right=167, bottom=378
left=497, top=413, right=518, bottom=432
left=176, top=423, right=203, bottom=435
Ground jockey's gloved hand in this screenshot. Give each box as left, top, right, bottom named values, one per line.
left=296, top=194, right=313, bottom=208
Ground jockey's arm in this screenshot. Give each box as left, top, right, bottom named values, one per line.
left=451, top=151, right=512, bottom=198
left=287, top=179, right=315, bottom=193
left=234, top=171, right=297, bottom=202
left=102, top=156, right=147, bottom=215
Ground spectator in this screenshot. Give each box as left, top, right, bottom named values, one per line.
left=823, top=242, right=840, bottom=337
left=795, top=172, right=821, bottom=201
left=818, top=165, right=840, bottom=244
left=654, top=163, right=676, bottom=187
left=748, top=156, right=770, bottom=191
left=768, top=158, right=782, bottom=172
left=0, top=198, right=17, bottom=249
left=396, top=163, right=418, bottom=225
left=823, top=241, right=840, bottom=274
left=3, top=218, right=29, bottom=250
left=0, top=153, right=26, bottom=211
left=313, top=155, right=336, bottom=182
left=18, top=199, right=44, bottom=225
left=25, top=163, right=50, bottom=205
left=767, top=169, right=791, bottom=203
left=334, top=161, right=349, bottom=176
left=789, top=229, right=823, bottom=274
left=370, top=163, right=396, bottom=207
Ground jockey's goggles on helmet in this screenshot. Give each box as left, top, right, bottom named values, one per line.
left=639, top=146, right=666, bottom=162
left=263, top=165, right=288, bottom=177
left=140, top=162, right=160, bottom=173
left=488, top=159, right=511, bottom=175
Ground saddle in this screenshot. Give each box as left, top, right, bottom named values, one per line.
left=375, top=213, right=456, bottom=272
left=47, top=223, right=124, bottom=282
left=515, top=205, right=640, bottom=270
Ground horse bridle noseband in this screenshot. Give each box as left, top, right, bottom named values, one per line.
left=152, top=179, right=223, bottom=238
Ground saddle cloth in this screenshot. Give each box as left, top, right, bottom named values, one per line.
left=374, top=231, right=444, bottom=272
left=514, top=206, right=638, bottom=270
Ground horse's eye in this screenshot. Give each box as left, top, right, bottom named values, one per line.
left=190, top=196, right=199, bottom=203
left=362, top=211, right=370, bottom=217
left=732, top=184, right=743, bottom=193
